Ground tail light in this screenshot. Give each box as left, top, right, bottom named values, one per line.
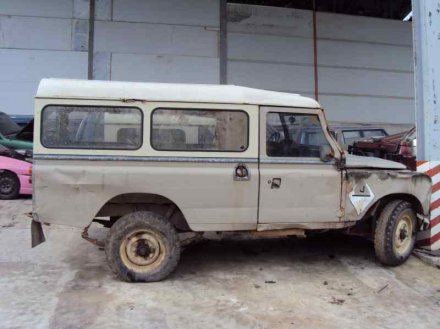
left=399, top=140, right=416, bottom=157
left=28, top=165, right=32, bottom=183
left=399, top=141, right=410, bottom=155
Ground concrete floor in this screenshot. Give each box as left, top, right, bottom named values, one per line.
left=0, top=199, right=439, bottom=329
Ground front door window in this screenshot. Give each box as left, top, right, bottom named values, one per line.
left=266, top=112, right=330, bottom=158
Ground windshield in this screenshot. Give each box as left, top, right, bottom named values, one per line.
left=0, top=113, right=21, bottom=136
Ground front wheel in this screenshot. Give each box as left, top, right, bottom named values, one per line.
left=374, top=200, right=416, bottom=266
left=105, top=211, right=181, bottom=282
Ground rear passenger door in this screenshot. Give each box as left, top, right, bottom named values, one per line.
left=258, top=107, right=343, bottom=226
left=146, top=103, right=260, bottom=231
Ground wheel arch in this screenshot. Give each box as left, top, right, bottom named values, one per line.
left=94, top=192, right=191, bottom=232
left=0, top=169, right=20, bottom=187
left=346, top=193, right=424, bottom=238
left=365, top=193, right=424, bottom=219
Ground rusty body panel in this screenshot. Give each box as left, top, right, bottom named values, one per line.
left=343, top=169, right=431, bottom=221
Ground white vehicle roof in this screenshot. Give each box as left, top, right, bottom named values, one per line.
left=36, top=79, right=321, bottom=109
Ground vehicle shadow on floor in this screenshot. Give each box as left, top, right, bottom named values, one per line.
left=64, top=227, right=379, bottom=282
left=173, top=233, right=377, bottom=279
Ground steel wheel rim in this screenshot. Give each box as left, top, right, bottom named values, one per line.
left=120, top=229, right=166, bottom=272
left=394, top=214, right=414, bottom=255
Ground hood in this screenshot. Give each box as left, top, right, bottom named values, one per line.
left=344, top=154, right=406, bottom=170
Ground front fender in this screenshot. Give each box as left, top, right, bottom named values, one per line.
left=344, top=169, right=432, bottom=221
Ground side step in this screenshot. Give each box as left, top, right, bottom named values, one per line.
left=251, top=228, right=305, bottom=238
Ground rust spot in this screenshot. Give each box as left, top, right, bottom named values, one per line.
left=347, top=171, right=371, bottom=181
left=121, top=98, right=147, bottom=103
left=81, top=225, right=104, bottom=248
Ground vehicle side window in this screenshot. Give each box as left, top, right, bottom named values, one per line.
left=362, top=129, right=387, bottom=138
left=342, top=130, right=362, bottom=145
left=266, top=112, right=330, bottom=157
left=41, top=105, right=143, bottom=150
left=151, top=108, right=249, bottom=152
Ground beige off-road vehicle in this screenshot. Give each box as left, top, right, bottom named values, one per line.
left=32, top=79, right=431, bottom=282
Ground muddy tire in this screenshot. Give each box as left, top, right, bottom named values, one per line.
left=0, top=171, right=20, bottom=200
left=105, top=211, right=181, bottom=282
left=374, top=200, right=416, bottom=266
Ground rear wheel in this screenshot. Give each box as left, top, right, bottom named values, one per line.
left=0, top=172, right=20, bottom=200
left=374, top=200, right=416, bottom=266
left=105, top=211, right=181, bottom=282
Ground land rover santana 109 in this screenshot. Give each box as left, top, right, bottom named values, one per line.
left=32, top=79, right=431, bottom=282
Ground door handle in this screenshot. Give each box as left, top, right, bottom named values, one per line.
left=270, top=178, right=282, bottom=189
left=234, top=163, right=250, bottom=181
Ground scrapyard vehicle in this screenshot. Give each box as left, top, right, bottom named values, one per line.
left=31, top=79, right=432, bottom=282
left=0, top=145, right=32, bottom=200
left=0, top=112, right=33, bottom=151
left=329, top=125, right=388, bottom=150
left=349, top=127, right=416, bottom=171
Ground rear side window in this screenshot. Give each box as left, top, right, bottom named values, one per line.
left=41, top=105, right=143, bottom=150
left=342, top=130, right=362, bottom=144
left=151, top=108, right=249, bottom=152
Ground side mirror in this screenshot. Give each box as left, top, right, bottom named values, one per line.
left=319, top=145, right=333, bottom=162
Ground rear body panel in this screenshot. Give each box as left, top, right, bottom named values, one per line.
left=33, top=158, right=259, bottom=230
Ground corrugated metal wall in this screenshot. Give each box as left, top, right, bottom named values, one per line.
left=227, top=4, right=414, bottom=125
left=0, top=0, right=92, bottom=114
left=93, top=0, right=220, bottom=83
left=0, top=0, right=414, bottom=127
left=228, top=5, right=315, bottom=97
left=317, top=10, right=414, bottom=125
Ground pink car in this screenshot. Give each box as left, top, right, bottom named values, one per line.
left=0, top=151, right=32, bottom=200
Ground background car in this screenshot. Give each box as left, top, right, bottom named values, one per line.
left=329, top=125, right=388, bottom=150
left=296, top=124, right=388, bottom=150
left=0, top=112, right=33, bottom=150
left=0, top=145, right=32, bottom=199
left=348, top=127, right=416, bottom=170
left=9, top=114, right=34, bottom=127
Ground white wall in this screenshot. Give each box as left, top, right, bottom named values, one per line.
left=92, top=0, right=220, bottom=83
left=227, top=4, right=414, bottom=125
left=227, top=5, right=314, bottom=97
left=0, top=0, right=415, bottom=126
left=316, top=12, right=414, bottom=124
left=0, top=0, right=219, bottom=114
left=0, top=0, right=90, bottom=114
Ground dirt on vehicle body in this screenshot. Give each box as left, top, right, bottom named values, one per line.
left=31, top=79, right=431, bottom=282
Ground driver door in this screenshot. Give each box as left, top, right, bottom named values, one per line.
left=258, top=106, right=343, bottom=225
